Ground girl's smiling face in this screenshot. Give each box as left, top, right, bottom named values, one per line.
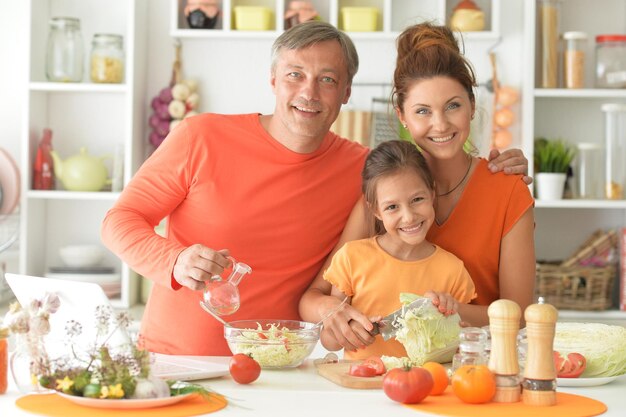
left=397, top=76, right=474, bottom=161
left=374, top=168, right=435, bottom=254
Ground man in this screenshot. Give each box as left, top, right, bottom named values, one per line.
left=101, top=21, right=527, bottom=355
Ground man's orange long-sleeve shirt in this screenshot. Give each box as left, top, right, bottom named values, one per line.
left=101, top=113, right=368, bottom=355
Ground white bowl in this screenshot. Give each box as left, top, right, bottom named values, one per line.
left=59, top=244, right=104, bottom=267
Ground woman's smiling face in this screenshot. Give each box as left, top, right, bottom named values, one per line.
left=397, top=76, right=474, bottom=161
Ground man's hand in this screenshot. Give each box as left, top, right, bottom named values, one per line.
left=322, top=302, right=378, bottom=352
left=172, top=245, right=231, bottom=291
left=488, top=148, right=533, bottom=185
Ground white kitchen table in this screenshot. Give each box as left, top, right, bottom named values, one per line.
left=1, top=357, right=625, bottom=417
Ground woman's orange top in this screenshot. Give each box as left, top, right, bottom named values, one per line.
left=427, top=159, right=534, bottom=306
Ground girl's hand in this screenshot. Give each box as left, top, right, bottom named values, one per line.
left=424, top=290, right=459, bottom=316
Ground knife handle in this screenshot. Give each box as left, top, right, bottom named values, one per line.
left=369, top=322, right=380, bottom=336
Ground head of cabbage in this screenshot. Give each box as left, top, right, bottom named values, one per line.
left=394, top=293, right=461, bottom=366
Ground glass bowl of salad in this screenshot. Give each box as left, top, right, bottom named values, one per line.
left=224, top=319, right=320, bottom=368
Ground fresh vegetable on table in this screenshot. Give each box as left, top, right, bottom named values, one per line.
left=422, top=361, right=449, bottom=395
left=383, top=366, right=433, bottom=404
left=554, top=351, right=586, bottom=378
left=394, top=293, right=461, bottom=365
left=348, top=356, right=386, bottom=378
left=451, top=365, right=496, bottom=404
left=553, top=322, right=626, bottom=378
left=229, top=353, right=261, bottom=384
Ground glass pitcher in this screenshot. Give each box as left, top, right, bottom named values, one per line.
left=202, top=257, right=251, bottom=316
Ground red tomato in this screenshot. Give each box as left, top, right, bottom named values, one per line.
left=349, top=363, right=378, bottom=377
left=553, top=351, right=586, bottom=378
left=229, top=353, right=261, bottom=384
left=362, top=356, right=386, bottom=375
left=383, top=367, right=434, bottom=404
left=451, top=365, right=496, bottom=404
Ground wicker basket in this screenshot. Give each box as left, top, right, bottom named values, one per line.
left=535, top=263, right=616, bottom=310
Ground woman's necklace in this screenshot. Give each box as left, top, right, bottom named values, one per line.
left=437, top=154, right=472, bottom=197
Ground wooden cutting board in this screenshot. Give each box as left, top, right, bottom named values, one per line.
left=315, top=360, right=384, bottom=389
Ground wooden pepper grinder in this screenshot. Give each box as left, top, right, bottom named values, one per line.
left=488, top=299, right=522, bottom=402
left=522, top=298, right=558, bottom=406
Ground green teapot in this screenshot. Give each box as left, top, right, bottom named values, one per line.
left=50, top=147, right=111, bottom=192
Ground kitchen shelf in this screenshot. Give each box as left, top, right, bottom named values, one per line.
left=170, top=0, right=500, bottom=41
left=536, top=200, right=626, bottom=209
left=523, top=0, right=626, bottom=322
left=29, top=82, right=129, bottom=93
left=19, top=0, right=148, bottom=308
left=26, top=190, right=121, bottom=201
left=534, top=89, right=626, bottom=99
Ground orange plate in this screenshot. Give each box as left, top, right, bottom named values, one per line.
left=404, top=388, right=606, bottom=417
left=16, top=393, right=227, bottom=417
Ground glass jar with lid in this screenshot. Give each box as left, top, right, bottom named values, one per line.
left=595, top=34, right=626, bottom=88
left=45, top=17, right=84, bottom=82
left=562, top=31, right=587, bottom=89
left=575, top=142, right=603, bottom=199
left=538, top=0, right=561, bottom=88
left=602, top=103, right=626, bottom=200
left=90, top=34, right=124, bottom=83
left=451, top=327, right=489, bottom=373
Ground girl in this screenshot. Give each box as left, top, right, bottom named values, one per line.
left=320, top=140, right=476, bottom=359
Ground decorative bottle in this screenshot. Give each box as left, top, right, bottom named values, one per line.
left=0, top=327, right=8, bottom=394
left=33, top=129, right=55, bottom=190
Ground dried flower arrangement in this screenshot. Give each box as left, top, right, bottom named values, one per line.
left=2, top=293, right=216, bottom=401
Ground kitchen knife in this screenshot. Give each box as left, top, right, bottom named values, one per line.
left=370, top=297, right=430, bottom=341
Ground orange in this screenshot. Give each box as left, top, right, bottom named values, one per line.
left=422, top=362, right=449, bottom=396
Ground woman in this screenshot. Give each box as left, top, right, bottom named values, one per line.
left=299, top=22, right=536, bottom=352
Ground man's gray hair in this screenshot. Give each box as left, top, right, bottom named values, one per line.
left=271, top=21, right=359, bottom=83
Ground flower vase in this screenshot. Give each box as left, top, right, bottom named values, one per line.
left=9, top=334, right=51, bottom=394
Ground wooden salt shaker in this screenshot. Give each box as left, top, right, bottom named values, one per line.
left=488, top=299, right=522, bottom=403
left=522, top=298, right=558, bottom=406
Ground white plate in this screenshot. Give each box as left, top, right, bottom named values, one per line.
left=56, top=392, right=193, bottom=409
left=0, top=147, right=20, bottom=215
left=557, top=375, right=621, bottom=387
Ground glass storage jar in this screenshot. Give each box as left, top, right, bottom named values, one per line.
left=602, top=103, right=626, bottom=200
left=575, top=143, right=603, bottom=199
left=595, top=34, right=626, bottom=88
left=90, top=34, right=124, bottom=83
left=45, top=17, right=84, bottom=82
left=538, top=0, right=561, bottom=88
left=563, top=31, right=587, bottom=89
left=451, top=327, right=489, bottom=373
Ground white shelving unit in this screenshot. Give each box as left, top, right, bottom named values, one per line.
left=19, top=0, right=148, bottom=308
left=170, top=0, right=500, bottom=41
left=522, top=0, right=626, bottom=320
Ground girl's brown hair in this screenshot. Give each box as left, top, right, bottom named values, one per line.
left=392, top=22, right=477, bottom=112
left=362, top=140, right=434, bottom=235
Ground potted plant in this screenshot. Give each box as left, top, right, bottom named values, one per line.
left=534, top=138, right=577, bottom=200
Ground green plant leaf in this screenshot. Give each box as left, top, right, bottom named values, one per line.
left=534, top=138, right=576, bottom=173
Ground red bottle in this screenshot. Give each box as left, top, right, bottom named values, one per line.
left=33, top=128, right=55, bottom=190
